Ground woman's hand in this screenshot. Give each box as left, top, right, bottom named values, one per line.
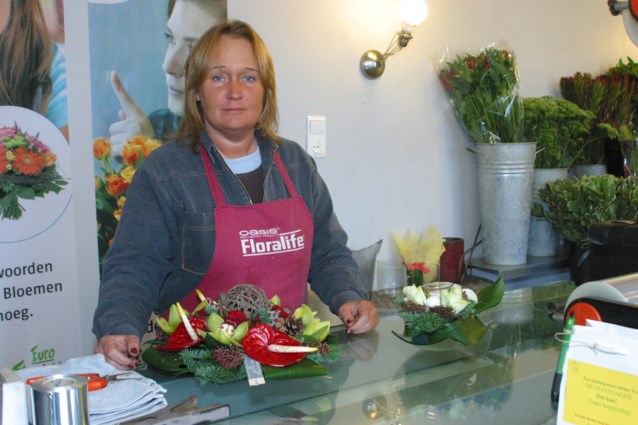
left=96, top=335, right=141, bottom=370
left=338, top=300, right=380, bottom=334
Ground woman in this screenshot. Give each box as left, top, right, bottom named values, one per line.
left=108, top=0, right=227, bottom=155
left=0, top=0, right=51, bottom=118
left=93, top=20, right=379, bottom=370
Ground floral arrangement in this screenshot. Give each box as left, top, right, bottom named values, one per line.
left=141, top=284, right=339, bottom=385
left=394, top=278, right=505, bottom=346
left=437, top=45, right=524, bottom=144
left=391, top=227, right=445, bottom=285
left=0, top=124, right=67, bottom=220
left=93, top=136, right=160, bottom=270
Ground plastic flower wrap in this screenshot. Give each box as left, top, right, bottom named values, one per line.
left=394, top=278, right=505, bottom=346
left=391, top=227, right=445, bottom=285
left=142, top=284, right=339, bottom=385
left=437, top=42, right=524, bottom=144
left=0, top=124, right=67, bottom=220
left=93, top=136, right=161, bottom=270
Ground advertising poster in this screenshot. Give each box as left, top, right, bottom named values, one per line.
left=88, top=0, right=227, bottom=342
left=0, top=0, right=80, bottom=368
left=87, top=0, right=227, bottom=272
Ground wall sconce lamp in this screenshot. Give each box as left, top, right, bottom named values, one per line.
left=360, top=0, right=429, bottom=79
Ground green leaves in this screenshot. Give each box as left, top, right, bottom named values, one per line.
left=523, top=96, right=593, bottom=169
left=439, top=46, right=524, bottom=144
left=537, top=175, right=638, bottom=244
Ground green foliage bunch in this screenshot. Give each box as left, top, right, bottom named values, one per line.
left=438, top=46, right=524, bottom=144
left=523, top=96, right=594, bottom=169
left=559, top=72, right=636, bottom=165
left=535, top=175, right=638, bottom=244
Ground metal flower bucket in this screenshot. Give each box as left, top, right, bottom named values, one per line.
left=474, top=142, right=536, bottom=265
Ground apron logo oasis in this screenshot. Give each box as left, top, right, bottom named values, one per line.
left=238, top=228, right=279, bottom=238
left=239, top=229, right=305, bottom=256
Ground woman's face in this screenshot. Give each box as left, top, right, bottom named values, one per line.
left=163, top=0, right=222, bottom=117
left=197, top=35, right=265, bottom=142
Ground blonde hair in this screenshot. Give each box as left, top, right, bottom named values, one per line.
left=178, top=20, right=279, bottom=150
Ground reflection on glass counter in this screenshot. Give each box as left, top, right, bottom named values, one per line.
left=141, top=281, right=575, bottom=424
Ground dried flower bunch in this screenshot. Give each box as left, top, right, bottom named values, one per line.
left=391, top=227, right=445, bottom=285
left=142, top=284, right=339, bottom=385
left=0, top=123, right=67, bottom=220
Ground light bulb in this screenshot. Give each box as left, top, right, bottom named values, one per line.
left=399, top=0, right=429, bottom=28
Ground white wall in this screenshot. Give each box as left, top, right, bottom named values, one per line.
left=67, top=0, right=638, bottom=355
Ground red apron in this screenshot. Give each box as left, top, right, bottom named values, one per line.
left=179, top=146, right=314, bottom=312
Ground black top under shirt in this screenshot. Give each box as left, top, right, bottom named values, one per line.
left=236, top=167, right=265, bottom=204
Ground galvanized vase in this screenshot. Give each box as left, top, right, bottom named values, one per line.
left=475, top=142, right=536, bottom=265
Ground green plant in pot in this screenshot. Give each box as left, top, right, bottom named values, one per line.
left=524, top=96, right=594, bottom=256
left=535, top=174, right=638, bottom=281
left=523, top=96, right=594, bottom=170
left=438, top=44, right=535, bottom=265
left=535, top=174, right=638, bottom=245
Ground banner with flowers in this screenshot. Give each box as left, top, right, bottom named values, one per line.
left=0, top=106, right=81, bottom=369
left=93, top=136, right=161, bottom=270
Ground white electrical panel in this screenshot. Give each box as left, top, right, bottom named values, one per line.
left=306, top=115, right=326, bottom=158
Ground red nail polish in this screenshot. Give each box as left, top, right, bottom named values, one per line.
left=130, top=347, right=138, bottom=355
left=128, top=363, right=137, bottom=369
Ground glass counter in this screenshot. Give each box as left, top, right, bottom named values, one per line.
left=143, top=281, right=574, bottom=424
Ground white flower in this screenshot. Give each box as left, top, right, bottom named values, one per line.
left=462, top=288, right=478, bottom=303
left=441, top=284, right=470, bottom=315
left=403, top=285, right=427, bottom=306
left=220, top=323, right=235, bottom=338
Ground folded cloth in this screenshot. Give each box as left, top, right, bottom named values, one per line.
left=17, top=354, right=167, bottom=424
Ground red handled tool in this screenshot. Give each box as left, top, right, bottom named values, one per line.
left=27, top=372, right=136, bottom=391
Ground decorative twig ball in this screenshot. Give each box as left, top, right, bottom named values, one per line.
left=221, top=284, right=270, bottom=318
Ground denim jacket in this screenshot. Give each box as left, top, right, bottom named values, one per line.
left=92, top=131, right=367, bottom=339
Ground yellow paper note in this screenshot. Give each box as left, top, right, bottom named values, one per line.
left=563, top=359, right=638, bottom=425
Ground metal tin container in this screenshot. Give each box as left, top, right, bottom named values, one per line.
left=30, top=374, right=89, bottom=425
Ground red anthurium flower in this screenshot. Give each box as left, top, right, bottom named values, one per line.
left=242, top=324, right=306, bottom=367
left=156, top=317, right=206, bottom=352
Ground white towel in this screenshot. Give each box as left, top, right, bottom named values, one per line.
left=17, top=354, right=167, bottom=424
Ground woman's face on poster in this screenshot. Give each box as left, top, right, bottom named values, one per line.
left=163, top=0, right=222, bottom=117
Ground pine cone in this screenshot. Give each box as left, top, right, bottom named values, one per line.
left=284, top=316, right=306, bottom=336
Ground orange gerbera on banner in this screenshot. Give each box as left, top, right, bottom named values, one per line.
left=0, top=145, right=9, bottom=175
left=0, top=123, right=67, bottom=220
left=93, top=135, right=161, bottom=270
left=12, top=146, right=44, bottom=175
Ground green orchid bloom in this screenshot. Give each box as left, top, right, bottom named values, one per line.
left=293, top=304, right=331, bottom=342
left=201, top=312, right=249, bottom=347
left=155, top=304, right=182, bottom=335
